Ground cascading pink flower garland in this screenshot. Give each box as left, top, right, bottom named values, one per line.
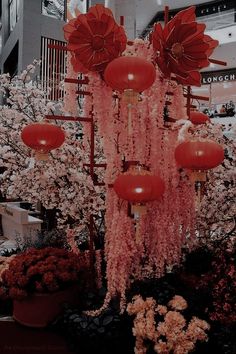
left=87, top=72, right=122, bottom=183
left=168, top=83, right=188, bottom=121
left=81, top=39, right=197, bottom=308
left=95, top=249, right=103, bottom=289
left=104, top=189, right=139, bottom=311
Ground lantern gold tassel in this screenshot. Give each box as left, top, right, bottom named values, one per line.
left=195, top=181, right=203, bottom=211
left=123, top=89, right=139, bottom=105
left=127, top=104, right=132, bottom=135
left=188, top=170, right=207, bottom=183
left=35, top=151, right=49, bottom=161
left=131, top=204, right=146, bottom=244
left=123, top=89, right=139, bottom=136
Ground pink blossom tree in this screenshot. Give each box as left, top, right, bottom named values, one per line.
left=0, top=62, right=104, bottom=231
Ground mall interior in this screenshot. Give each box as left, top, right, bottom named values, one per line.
left=0, top=0, right=235, bottom=124
left=0, top=1, right=235, bottom=354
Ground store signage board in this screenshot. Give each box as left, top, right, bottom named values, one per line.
left=201, top=69, right=236, bottom=84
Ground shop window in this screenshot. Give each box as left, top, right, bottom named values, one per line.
left=192, top=73, right=236, bottom=122
left=40, top=37, right=66, bottom=101
left=3, top=41, right=18, bottom=76
left=42, top=0, right=66, bottom=21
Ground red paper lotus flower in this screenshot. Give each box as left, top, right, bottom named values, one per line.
left=63, top=4, right=127, bottom=73
left=70, top=52, right=89, bottom=74
left=177, top=70, right=202, bottom=87
left=152, top=6, right=218, bottom=86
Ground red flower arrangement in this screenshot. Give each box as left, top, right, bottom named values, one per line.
left=151, top=6, right=218, bottom=86
left=1, top=247, right=87, bottom=300
left=64, top=4, right=127, bottom=73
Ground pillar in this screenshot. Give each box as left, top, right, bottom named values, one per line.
left=105, top=0, right=136, bottom=39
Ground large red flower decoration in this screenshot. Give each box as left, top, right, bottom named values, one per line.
left=63, top=4, right=127, bottom=73
left=152, top=6, right=218, bottom=86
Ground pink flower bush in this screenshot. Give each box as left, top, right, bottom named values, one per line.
left=127, top=294, right=210, bottom=354
left=0, top=62, right=105, bottom=229
left=168, top=295, right=188, bottom=311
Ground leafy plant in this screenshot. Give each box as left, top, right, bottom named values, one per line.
left=15, top=228, right=67, bottom=251
left=53, top=289, right=133, bottom=353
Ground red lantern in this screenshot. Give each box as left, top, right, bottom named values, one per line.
left=175, top=140, right=224, bottom=171
left=113, top=169, right=165, bottom=204
left=189, top=111, right=210, bottom=125
left=21, top=122, right=65, bottom=160
left=104, top=56, right=156, bottom=93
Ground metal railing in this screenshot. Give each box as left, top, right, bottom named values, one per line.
left=197, top=10, right=236, bottom=31
left=139, top=7, right=236, bottom=38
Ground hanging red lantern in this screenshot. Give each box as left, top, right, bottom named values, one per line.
left=104, top=56, right=156, bottom=95
left=175, top=140, right=224, bottom=180
left=21, top=122, right=65, bottom=160
left=189, top=111, right=210, bottom=125
left=113, top=167, right=165, bottom=204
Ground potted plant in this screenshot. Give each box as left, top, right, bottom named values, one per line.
left=0, top=247, right=88, bottom=327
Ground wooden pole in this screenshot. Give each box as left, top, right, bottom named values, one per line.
left=164, top=6, right=169, bottom=25
left=90, top=111, right=95, bottom=182
left=120, top=16, right=124, bottom=26
left=186, top=86, right=191, bottom=118
left=209, top=58, right=227, bottom=66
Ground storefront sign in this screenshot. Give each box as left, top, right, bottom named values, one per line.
left=201, top=69, right=236, bottom=84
